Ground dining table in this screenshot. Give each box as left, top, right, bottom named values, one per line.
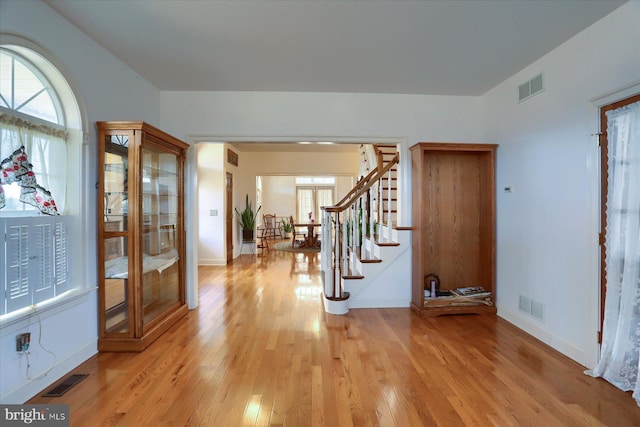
left=294, top=222, right=322, bottom=248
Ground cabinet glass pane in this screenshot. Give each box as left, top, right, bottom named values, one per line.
left=141, top=145, right=180, bottom=326
left=103, top=236, right=129, bottom=333
left=104, top=137, right=129, bottom=230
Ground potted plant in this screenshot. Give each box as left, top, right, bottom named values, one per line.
left=235, top=194, right=261, bottom=241
left=281, top=217, right=293, bottom=238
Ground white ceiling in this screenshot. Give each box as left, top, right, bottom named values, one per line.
left=44, top=0, right=626, bottom=96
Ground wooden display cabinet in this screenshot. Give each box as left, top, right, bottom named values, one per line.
left=410, top=143, right=498, bottom=317
left=97, top=121, right=189, bottom=351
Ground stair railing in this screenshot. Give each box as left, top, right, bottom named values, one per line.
left=321, top=153, right=399, bottom=301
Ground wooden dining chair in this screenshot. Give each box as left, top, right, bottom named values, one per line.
left=262, top=214, right=282, bottom=239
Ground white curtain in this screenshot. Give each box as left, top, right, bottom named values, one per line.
left=0, top=113, right=67, bottom=214
left=588, top=100, right=640, bottom=406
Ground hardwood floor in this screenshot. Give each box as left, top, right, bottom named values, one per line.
left=31, top=246, right=640, bottom=426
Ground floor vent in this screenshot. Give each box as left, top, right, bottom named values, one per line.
left=519, top=294, right=544, bottom=322
left=42, top=374, right=88, bottom=397
left=519, top=295, right=531, bottom=313
left=531, top=300, right=544, bottom=321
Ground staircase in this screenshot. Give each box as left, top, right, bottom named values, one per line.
left=320, top=148, right=412, bottom=314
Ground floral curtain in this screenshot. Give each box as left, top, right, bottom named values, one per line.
left=587, top=100, right=640, bottom=406
left=0, top=113, right=67, bottom=215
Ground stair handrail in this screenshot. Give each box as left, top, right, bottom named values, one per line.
left=320, top=152, right=399, bottom=305
left=325, top=153, right=399, bottom=213
left=334, top=166, right=379, bottom=208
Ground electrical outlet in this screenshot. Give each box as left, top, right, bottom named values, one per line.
left=16, top=333, right=31, bottom=352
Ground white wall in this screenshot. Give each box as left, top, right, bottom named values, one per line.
left=161, top=90, right=483, bottom=228
left=197, top=144, right=226, bottom=265
left=482, top=1, right=640, bottom=368
left=260, top=176, right=297, bottom=220
left=0, top=0, right=162, bottom=402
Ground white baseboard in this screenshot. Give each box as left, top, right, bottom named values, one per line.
left=497, top=306, right=588, bottom=367
left=348, top=297, right=410, bottom=309
left=1, top=340, right=97, bottom=404
left=198, top=258, right=226, bottom=266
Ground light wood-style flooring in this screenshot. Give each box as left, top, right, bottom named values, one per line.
left=30, top=246, right=640, bottom=426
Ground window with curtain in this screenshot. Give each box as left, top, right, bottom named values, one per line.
left=296, top=185, right=334, bottom=224
left=588, top=97, right=640, bottom=406
left=0, top=46, right=80, bottom=317
left=1, top=114, right=67, bottom=214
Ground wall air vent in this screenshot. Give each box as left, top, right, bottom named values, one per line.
left=519, top=295, right=531, bottom=313
left=518, top=73, right=544, bottom=103
left=519, top=294, right=545, bottom=322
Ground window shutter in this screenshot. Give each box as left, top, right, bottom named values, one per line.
left=54, top=219, right=69, bottom=294
left=33, top=221, right=55, bottom=303
left=2, top=216, right=71, bottom=314
left=5, top=221, right=31, bottom=313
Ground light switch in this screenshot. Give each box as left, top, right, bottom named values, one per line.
left=210, top=209, right=218, bottom=216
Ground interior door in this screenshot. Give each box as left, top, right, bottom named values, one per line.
left=226, top=172, right=233, bottom=263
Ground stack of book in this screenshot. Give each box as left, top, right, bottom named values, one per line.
left=423, top=286, right=493, bottom=308
left=450, top=286, right=491, bottom=298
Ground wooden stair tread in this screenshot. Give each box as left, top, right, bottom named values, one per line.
left=342, top=270, right=365, bottom=280
left=375, top=241, right=400, bottom=247
left=342, top=274, right=365, bottom=280
left=368, top=236, right=400, bottom=247
left=358, top=255, right=383, bottom=263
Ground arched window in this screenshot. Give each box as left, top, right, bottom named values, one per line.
left=0, top=40, right=85, bottom=317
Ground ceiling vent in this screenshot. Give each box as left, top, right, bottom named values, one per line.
left=518, top=73, right=544, bottom=103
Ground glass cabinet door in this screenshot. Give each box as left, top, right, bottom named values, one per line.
left=103, top=135, right=130, bottom=334
left=141, top=145, right=181, bottom=327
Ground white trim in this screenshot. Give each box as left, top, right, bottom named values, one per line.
left=0, top=339, right=97, bottom=404
left=198, top=259, right=227, bottom=266
left=184, top=144, right=198, bottom=310
left=323, top=294, right=349, bottom=315
left=188, top=135, right=406, bottom=145
left=497, top=306, right=589, bottom=368
left=0, top=288, right=96, bottom=334
left=347, top=297, right=410, bottom=309
left=590, top=80, right=640, bottom=108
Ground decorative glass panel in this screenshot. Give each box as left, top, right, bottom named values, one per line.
left=104, top=138, right=128, bottom=229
